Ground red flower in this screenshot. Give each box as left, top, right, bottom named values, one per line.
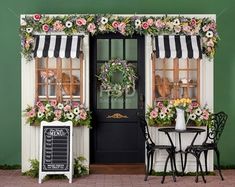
left=191, top=18, right=197, bottom=27
left=142, top=22, right=149, bottom=30
left=33, top=14, right=41, bottom=21
left=42, top=24, right=49, bottom=32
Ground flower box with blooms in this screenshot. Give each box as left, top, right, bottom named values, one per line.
left=146, top=101, right=176, bottom=126
left=24, top=100, right=92, bottom=128
left=186, top=102, right=212, bottom=127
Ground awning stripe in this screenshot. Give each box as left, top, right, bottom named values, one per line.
left=154, top=35, right=202, bottom=59
left=34, top=35, right=83, bottom=58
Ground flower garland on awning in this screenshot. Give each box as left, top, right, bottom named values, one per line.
left=20, top=14, right=218, bottom=61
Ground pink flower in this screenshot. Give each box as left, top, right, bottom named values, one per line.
left=162, top=107, right=168, bottom=114
left=202, top=110, right=209, bottom=120
left=182, top=25, right=191, bottom=33
left=64, top=105, right=71, bottom=112
left=87, top=23, right=96, bottom=34
left=36, top=101, right=43, bottom=108
left=191, top=18, right=197, bottom=27
left=147, top=18, right=154, bottom=26
left=27, top=109, right=36, bottom=118
left=192, top=102, right=199, bottom=108
left=80, top=111, right=87, bottom=120
left=207, top=39, right=214, bottom=47
left=112, top=21, right=119, bottom=29
left=209, top=22, right=216, bottom=31
left=42, top=24, right=49, bottom=32
left=73, top=102, right=79, bottom=108
left=50, top=100, right=57, bottom=107
left=142, top=22, right=149, bottom=30
left=39, top=106, right=45, bottom=113
left=156, top=102, right=163, bottom=108
left=53, top=20, right=65, bottom=32
left=33, top=14, right=41, bottom=21
left=207, top=47, right=212, bottom=53
left=155, top=19, right=165, bottom=29
left=54, top=110, right=62, bottom=119
left=150, top=110, right=158, bottom=118
left=76, top=18, right=87, bottom=26
left=118, top=22, right=126, bottom=34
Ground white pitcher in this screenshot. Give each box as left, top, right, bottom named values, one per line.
left=175, top=108, right=186, bottom=131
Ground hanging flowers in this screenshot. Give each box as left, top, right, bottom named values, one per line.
left=20, top=14, right=219, bottom=61
left=97, top=59, right=137, bottom=97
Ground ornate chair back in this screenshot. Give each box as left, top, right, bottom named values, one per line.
left=203, top=111, right=228, bottom=145
left=138, top=114, right=155, bottom=148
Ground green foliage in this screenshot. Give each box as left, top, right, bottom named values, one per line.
left=23, top=157, right=89, bottom=179
left=23, top=159, right=39, bottom=178
left=73, top=156, right=89, bottom=177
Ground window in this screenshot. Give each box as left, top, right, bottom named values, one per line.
left=35, top=57, right=83, bottom=102
left=152, top=35, right=202, bottom=104
left=33, top=35, right=84, bottom=103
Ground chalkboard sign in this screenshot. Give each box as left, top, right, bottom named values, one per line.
left=39, top=121, right=73, bottom=183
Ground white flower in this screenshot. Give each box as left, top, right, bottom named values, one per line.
left=26, top=27, right=33, bottom=33
left=45, top=104, right=51, bottom=111
left=73, top=107, right=80, bottom=115
left=101, top=17, right=108, bottom=25
left=65, top=21, right=73, bottom=28
left=75, top=115, right=80, bottom=121
left=159, top=112, right=166, bottom=119
left=67, top=112, right=74, bottom=120
left=195, top=108, right=202, bottom=116
left=57, top=103, right=64, bottom=110
left=206, top=31, right=214, bottom=38
left=135, top=19, right=141, bottom=28
left=173, top=18, right=180, bottom=26
left=190, top=113, right=197, bottom=120
left=37, top=112, right=44, bottom=118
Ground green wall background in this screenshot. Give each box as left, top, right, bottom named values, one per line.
left=0, top=0, right=234, bottom=166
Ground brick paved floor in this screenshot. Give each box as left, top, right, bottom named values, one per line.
left=1, top=170, right=235, bottom=187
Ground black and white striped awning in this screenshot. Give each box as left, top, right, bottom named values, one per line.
left=153, top=35, right=202, bottom=59
left=34, top=35, right=83, bottom=58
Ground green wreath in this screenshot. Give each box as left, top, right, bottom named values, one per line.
left=97, top=59, right=137, bottom=97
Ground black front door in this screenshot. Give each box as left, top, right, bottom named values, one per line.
left=90, top=33, right=145, bottom=163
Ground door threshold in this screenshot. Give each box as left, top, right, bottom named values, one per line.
left=89, top=163, right=145, bottom=174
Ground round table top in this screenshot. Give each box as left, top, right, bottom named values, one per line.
left=158, top=127, right=206, bottom=133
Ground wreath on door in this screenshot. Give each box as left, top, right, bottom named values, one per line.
left=97, top=59, right=137, bottom=97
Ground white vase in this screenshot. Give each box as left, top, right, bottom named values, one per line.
left=175, top=108, right=186, bottom=131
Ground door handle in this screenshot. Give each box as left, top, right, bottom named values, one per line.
left=139, top=93, right=145, bottom=109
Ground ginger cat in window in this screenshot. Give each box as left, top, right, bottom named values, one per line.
left=156, top=75, right=171, bottom=98
left=62, top=73, right=80, bottom=95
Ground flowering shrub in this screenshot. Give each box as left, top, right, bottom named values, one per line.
left=146, top=101, right=176, bottom=126
left=20, top=14, right=218, bottom=61
left=24, top=100, right=92, bottom=128
left=146, top=99, right=212, bottom=127
left=186, top=102, right=212, bottom=126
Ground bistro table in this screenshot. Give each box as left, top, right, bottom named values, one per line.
left=158, top=127, right=205, bottom=175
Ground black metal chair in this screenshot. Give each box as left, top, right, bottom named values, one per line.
left=184, top=111, right=228, bottom=183
left=138, top=114, right=176, bottom=183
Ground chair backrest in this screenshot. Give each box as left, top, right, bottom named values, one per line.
left=137, top=114, right=155, bottom=147
left=204, top=111, right=228, bottom=145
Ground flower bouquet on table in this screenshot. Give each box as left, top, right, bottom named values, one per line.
left=186, top=102, right=212, bottom=127
left=24, top=100, right=92, bottom=128
left=173, top=98, right=192, bottom=130
left=146, top=100, right=176, bottom=126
